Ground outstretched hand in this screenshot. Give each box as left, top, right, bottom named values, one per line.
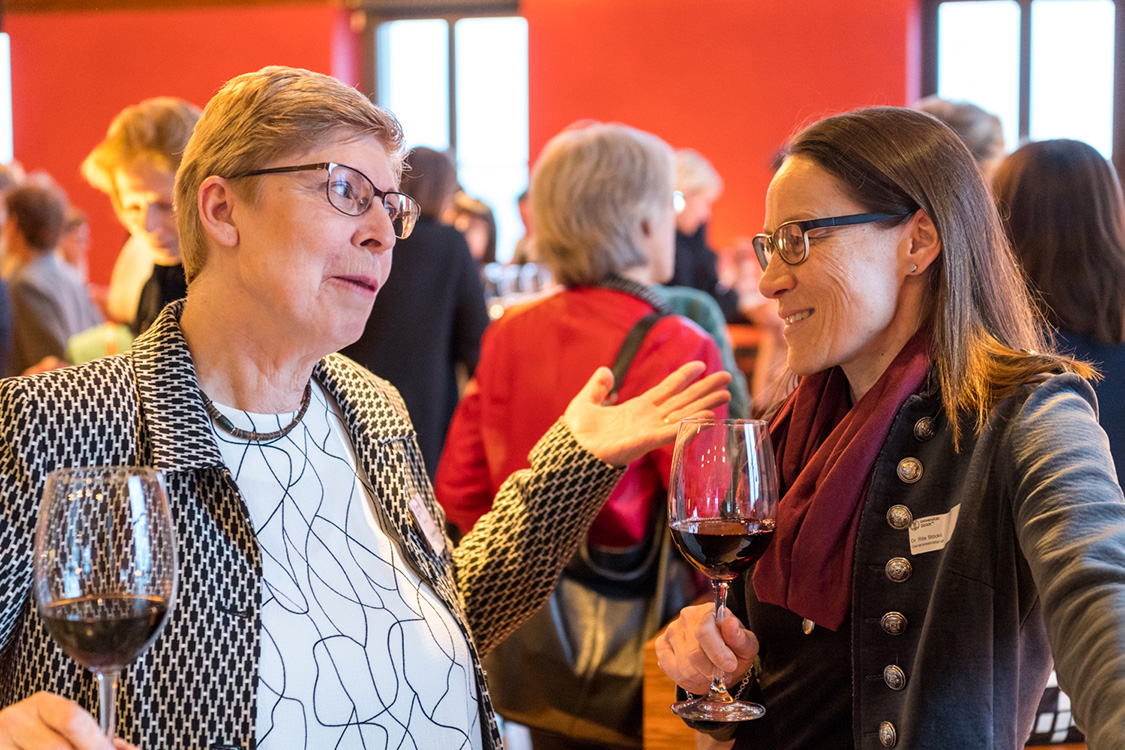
left=563, top=361, right=731, bottom=467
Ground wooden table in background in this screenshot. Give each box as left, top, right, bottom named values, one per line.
left=644, top=636, right=732, bottom=750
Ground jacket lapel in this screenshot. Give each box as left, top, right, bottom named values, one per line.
left=129, top=300, right=225, bottom=473
left=316, top=356, right=462, bottom=604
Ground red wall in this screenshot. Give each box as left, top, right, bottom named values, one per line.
left=524, top=0, right=920, bottom=251
left=6, top=3, right=355, bottom=284
left=6, top=0, right=918, bottom=282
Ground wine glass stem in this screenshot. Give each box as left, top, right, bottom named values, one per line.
left=96, top=669, right=119, bottom=737
left=707, top=579, right=734, bottom=701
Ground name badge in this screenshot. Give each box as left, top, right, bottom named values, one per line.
left=908, top=504, right=960, bottom=555
left=408, top=494, right=446, bottom=556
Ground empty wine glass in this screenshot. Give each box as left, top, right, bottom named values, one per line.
left=668, top=418, right=778, bottom=721
left=33, top=466, right=178, bottom=738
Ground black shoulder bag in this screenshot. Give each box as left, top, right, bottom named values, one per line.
left=482, top=312, right=701, bottom=748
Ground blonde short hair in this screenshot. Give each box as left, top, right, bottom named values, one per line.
left=81, top=97, right=201, bottom=210
left=532, top=122, right=674, bottom=287
left=675, top=148, right=723, bottom=197
left=174, top=66, right=406, bottom=282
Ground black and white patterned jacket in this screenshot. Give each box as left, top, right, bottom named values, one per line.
left=0, top=301, right=623, bottom=749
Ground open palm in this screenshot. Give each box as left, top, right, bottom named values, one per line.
left=563, top=361, right=731, bottom=467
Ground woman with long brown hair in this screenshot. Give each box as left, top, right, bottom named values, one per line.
left=992, top=138, right=1125, bottom=484
left=656, top=108, right=1125, bottom=749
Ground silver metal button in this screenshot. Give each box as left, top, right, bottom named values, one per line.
left=896, top=457, right=923, bottom=484
left=885, top=557, right=912, bottom=582
left=883, top=664, right=907, bottom=690
left=879, top=721, right=897, bottom=747
left=886, top=504, right=913, bottom=529
left=880, top=611, right=907, bottom=635
left=913, top=416, right=936, bottom=441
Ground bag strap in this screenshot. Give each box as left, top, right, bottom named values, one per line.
left=574, top=309, right=667, bottom=583
left=605, top=312, right=664, bottom=403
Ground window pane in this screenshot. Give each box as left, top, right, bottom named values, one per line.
left=454, top=17, right=529, bottom=263
left=0, top=34, right=11, bottom=164
left=377, top=19, right=450, bottom=151
left=937, top=1, right=1021, bottom=153
left=1030, top=0, right=1115, bottom=158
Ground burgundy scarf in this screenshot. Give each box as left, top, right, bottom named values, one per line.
left=752, top=329, right=931, bottom=631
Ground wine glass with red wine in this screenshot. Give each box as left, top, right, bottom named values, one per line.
left=668, top=418, right=778, bottom=721
left=33, top=466, right=178, bottom=738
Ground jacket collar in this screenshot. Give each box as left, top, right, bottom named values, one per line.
left=131, top=300, right=224, bottom=473
left=131, top=299, right=414, bottom=474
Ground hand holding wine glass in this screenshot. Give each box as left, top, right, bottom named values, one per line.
left=31, top=467, right=178, bottom=742
left=666, top=418, right=778, bottom=721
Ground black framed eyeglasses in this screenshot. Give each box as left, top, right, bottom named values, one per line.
left=751, top=212, right=908, bottom=270
left=229, top=162, right=420, bottom=239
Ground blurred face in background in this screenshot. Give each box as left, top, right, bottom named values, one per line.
left=453, top=212, right=490, bottom=262
left=58, top=217, right=91, bottom=272
left=646, top=196, right=678, bottom=283
left=675, top=188, right=719, bottom=236
left=114, top=159, right=180, bottom=266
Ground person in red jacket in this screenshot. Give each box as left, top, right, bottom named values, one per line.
left=435, top=121, right=726, bottom=749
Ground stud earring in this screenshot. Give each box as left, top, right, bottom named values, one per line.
left=909, top=263, right=918, bottom=274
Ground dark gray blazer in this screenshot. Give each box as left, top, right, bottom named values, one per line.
left=711, top=374, right=1125, bottom=749
left=0, top=301, right=623, bottom=750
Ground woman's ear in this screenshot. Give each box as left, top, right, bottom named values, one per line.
left=904, top=209, right=941, bottom=276
left=197, top=176, right=239, bottom=248
left=639, top=216, right=653, bottom=239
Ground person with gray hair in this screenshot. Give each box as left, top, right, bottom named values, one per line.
left=0, top=68, right=730, bottom=750
left=667, top=148, right=750, bottom=322
left=436, top=121, right=727, bottom=748
left=914, top=95, right=1006, bottom=181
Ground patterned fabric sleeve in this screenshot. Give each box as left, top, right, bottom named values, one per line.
left=452, top=420, right=623, bottom=657
left=0, top=379, right=37, bottom=659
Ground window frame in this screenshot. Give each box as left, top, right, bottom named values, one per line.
left=360, top=1, right=519, bottom=155
left=920, top=0, right=1125, bottom=176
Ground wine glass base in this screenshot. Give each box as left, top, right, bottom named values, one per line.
left=671, top=697, right=766, bottom=722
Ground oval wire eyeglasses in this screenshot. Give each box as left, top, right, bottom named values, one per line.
left=229, top=162, right=421, bottom=240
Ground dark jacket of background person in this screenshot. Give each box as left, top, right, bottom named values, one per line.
left=342, top=215, right=489, bottom=476
left=9, top=254, right=102, bottom=373
left=669, top=225, right=745, bottom=323
left=0, top=279, right=12, bottom=376
left=132, top=262, right=187, bottom=336
left=4, top=184, right=102, bottom=374
left=992, top=138, right=1125, bottom=486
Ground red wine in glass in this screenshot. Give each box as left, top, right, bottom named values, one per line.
left=671, top=518, right=776, bottom=581
left=668, top=419, right=778, bottom=722
left=33, top=466, right=178, bottom=739
left=41, top=594, right=169, bottom=672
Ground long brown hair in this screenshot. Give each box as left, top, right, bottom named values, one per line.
left=993, top=139, right=1125, bottom=345
left=787, top=107, right=1091, bottom=441
left=401, top=147, right=459, bottom=220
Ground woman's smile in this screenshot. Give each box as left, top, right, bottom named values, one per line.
left=783, top=309, right=813, bottom=326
